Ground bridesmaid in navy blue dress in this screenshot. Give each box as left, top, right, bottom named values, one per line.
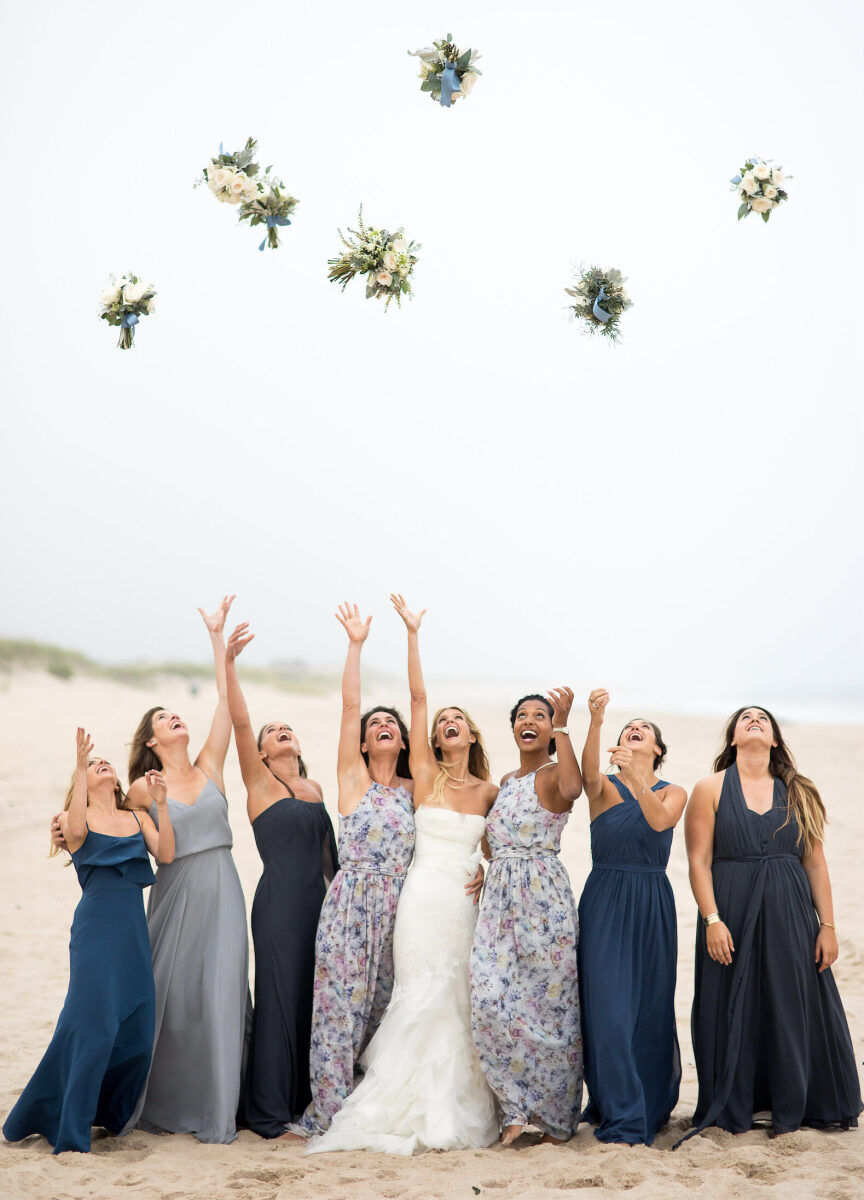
left=3, top=730, right=175, bottom=1154
left=577, top=691, right=686, bottom=1144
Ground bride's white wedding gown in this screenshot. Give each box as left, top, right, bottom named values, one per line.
left=307, top=806, right=499, bottom=1155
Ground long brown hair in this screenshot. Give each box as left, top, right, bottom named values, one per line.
left=714, top=705, right=826, bottom=855
left=128, top=706, right=167, bottom=783
left=50, top=765, right=130, bottom=861
left=359, top=706, right=412, bottom=780
left=257, top=724, right=308, bottom=778
left=429, top=706, right=491, bottom=804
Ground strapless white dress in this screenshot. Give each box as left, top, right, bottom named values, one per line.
left=307, top=806, right=499, bottom=1154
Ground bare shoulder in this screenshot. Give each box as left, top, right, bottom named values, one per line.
left=126, top=778, right=152, bottom=810
left=305, top=778, right=324, bottom=799
left=499, top=770, right=516, bottom=786
left=481, top=781, right=499, bottom=810
left=690, top=772, right=724, bottom=810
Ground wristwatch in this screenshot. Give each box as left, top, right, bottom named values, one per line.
left=552, top=726, right=569, bottom=735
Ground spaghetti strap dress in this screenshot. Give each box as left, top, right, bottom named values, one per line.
left=578, top=775, right=681, bottom=1144
left=3, top=823, right=156, bottom=1153
left=681, top=763, right=862, bottom=1142
left=243, top=796, right=339, bottom=1138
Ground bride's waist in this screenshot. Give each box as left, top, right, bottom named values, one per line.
left=411, top=849, right=479, bottom=876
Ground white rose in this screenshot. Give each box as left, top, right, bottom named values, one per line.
left=243, top=177, right=261, bottom=201
left=122, top=281, right=145, bottom=304
left=100, top=283, right=121, bottom=307
left=382, top=250, right=397, bottom=271
left=740, top=172, right=758, bottom=195
left=771, top=168, right=784, bottom=187
left=228, top=173, right=248, bottom=198
left=763, top=185, right=778, bottom=199
left=460, top=71, right=478, bottom=96
left=145, top=298, right=156, bottom=314
left=411, top=46, right=438, bottom=62
left=392, top=237, right=407, bottom=254
left=376, top=270, right=393, bottom=287
left=211, top=167, right=233, bottom=191
left=750, top=195, right=774, bottom=213
left=753, top=163, right=771, bottom=181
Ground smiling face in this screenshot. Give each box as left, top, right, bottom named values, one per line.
left=361, top=710, right=405, bottom=758
left=147, top=710, right=189, bottom=754
left=732, top=707, right=777, bottom=750
left=511, top=698, right=554, bottom=753
left=618, top=719, right=658, bottom=755
left=86, top=756, right=117, bottom=791
left=258, top=721, right=300, bottom=761
left=431, top=707, right=476, bottom=753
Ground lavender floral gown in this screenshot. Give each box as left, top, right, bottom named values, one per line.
left=470, top=770, right=583, bottom=1139
left=289, top=783, right=415, bottom=1136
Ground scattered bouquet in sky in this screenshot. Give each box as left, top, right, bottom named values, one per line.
left=201, top=137, right=298, bottom=250
left=239, top=174, right=299, bottom=252
left=99, top=274, right=156, bottom=350
left=408, top=34, right=481, bottom=107
left=566, top=266, right=632, bottom=343
left=731, top=157, right=790, bottom=223
left=328, top=209, right=420, bottom=309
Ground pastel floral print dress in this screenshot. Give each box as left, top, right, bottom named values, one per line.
left=470, top=770, right=583, bottom=1139
left=289, top=783, right=415, bottom=1136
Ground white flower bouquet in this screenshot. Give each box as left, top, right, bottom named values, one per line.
left=238, top=176, right=299, bottom=252
left=328, top=208, right=420, bottom=310
left=565, top=266, right=632, bottom=343
left=408, top=34, right=481, bottom=107
left=99, top=273, right=156, bottom=350
left=201, top=137, right=263, bottom=206
left=732, top=156, right=790, bottom=223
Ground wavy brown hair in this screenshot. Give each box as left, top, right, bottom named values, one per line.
left=128, top=706, right=168, bottom=783
left=429, top=706, right=491, bottom=804
left=257, top=723, right=308, bottom=779
left=360, top=706, right=412, bottom=780
left=714, top=705, right=826, bottom=855
left=50, top=764, right=130, bottom=861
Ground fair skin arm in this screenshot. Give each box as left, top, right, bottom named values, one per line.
left=195, top=595, right=235, bottom=787
left=534, top=687, right=583, bottom=813
left=611, top=745, right=687, bottom=832
left=801, top=840, right=840, bottom=971
left=335, top=603, right=373, bottom=813
left=685, top=776, right=735, bottom=965
left=139, top=771, right=176, bottom=863
left=64, top=728, right=93, bottom=851
left=225, top=623, right=278, bottom=821
left=390, top=594, right=436, bottom=794
left=581, top=690, right=610, bottom=811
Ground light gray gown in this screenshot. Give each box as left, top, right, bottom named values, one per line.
left=123, top=777, right=249, bottom=1143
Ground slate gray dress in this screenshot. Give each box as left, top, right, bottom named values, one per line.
left=123, top=777, right=249, bottom=1144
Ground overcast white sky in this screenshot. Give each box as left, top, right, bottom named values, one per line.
left=1, top=1, right=862, bottom=716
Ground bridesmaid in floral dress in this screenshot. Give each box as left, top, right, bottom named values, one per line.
left=471, top=690, right=584, bottom=1145
left=286, top=603, right=415, bottom=1138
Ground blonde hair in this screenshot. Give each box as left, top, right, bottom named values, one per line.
left=428, top=706, right=491, bottom=805
left=50, top=765, right=130, bottom=861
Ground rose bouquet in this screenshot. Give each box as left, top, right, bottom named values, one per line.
left=731, top=157, right=790, bottom=223
left=565, top=266, right=632, bottom=342
left=201, top=137, right=263, bottom=207
left=408, top=34, right=481, bottom=107
left=99, top=273, right=156, bottom=350
left=327, top=208, right=420, bottom=309
left=238, top=176, right=299, bottom=251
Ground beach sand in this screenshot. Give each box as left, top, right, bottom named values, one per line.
left=1, top=672, right=861, bottom=1200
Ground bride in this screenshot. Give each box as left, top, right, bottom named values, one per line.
left=307, top=596, right=499, bottom=1155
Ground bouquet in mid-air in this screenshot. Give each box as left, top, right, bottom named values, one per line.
left=99, top=274, right=156, bottom=350
left=408, top=34, right=481, bottom=107
left=565, top=266, right=632, bottom=343
left=201, top=137, right=298, bottom=250
left=238, top=174, right=299, bottom=251
left=328, top=208, right=420, bottom=309
left=731, top=156, right=789, bottom=223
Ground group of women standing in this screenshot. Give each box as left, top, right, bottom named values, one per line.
left=3, top=596, right=861, bottom=1157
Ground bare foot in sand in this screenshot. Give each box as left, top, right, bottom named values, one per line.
left=500, top=1124, right=524, bottom=1146
left=277, top=1131, right=306, bottom=1143
left=540, top=1132, right=568, bottom=1145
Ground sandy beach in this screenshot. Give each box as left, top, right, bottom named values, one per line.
left=1, top=671, right=861, bottom=1200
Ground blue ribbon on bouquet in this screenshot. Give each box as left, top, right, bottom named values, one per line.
left=439, top=63, right=462, bottom=107
left=258, top=213, right=292, bottom=251
left=593, top=285, right=611, bottom=323
left=120, top=311, right=139, bottom=328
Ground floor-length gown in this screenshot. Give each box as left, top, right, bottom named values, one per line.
left=471, top=771, right=583, bottom=1140
left=308, top=807, right=499, bottom=1155
left=123, top=777, right=249, bottom=1144
left=289, top=782, right=415, bottom=1136
left=3, top=825, right=156, bottom=1154
left=243, top=796, right=339, bottom=1138
left=683, top=763, right=862, bottom=1142
left=578, top=775, right=681, bottom=1144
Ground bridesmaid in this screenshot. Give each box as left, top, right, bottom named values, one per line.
left=225, top=622, right=338, bottom=1138
left=471, top=690, right=584, bottom=1145
left=122, top=596, right=250, bottom=1144
left=682, top=705, right=862, bottom=1142
left=286, top=602, right=415, bottom=1138
left=4, top=730, right=174, bottom=1154
left=578, top=691, right=686, bottom=1144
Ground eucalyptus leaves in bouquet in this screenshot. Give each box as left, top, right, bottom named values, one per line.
left=200, top=136, right=262, bottom=206
left=99, top=273, right=156, bottom=350
left=565, top=266, right=632, bottom=343
left=328, top=209, right=420, bottom=310
left=408, top=34, right=481, bottom=107
left=731, top=156, right=789, bottom=223
left=239, top=177, right=299, bottom=251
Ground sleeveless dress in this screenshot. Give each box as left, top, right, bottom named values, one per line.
left=578, top=775, right=681, bottom=1144
left=682, top=763, right=862, bottom=1142
left=289, top=783, right=415, bottom=1136
left=243, top=796, right=339, bottom=1138
left=3, top=824, right=155, bottom=1154
left=470, top=771, right=583, bottom=1140
left=123, top=778, right=249, bottom=1144
left=308, top=807, right=499, bottom=1155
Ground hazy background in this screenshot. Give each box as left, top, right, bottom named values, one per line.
left=1, top=0, right=862, bottom=718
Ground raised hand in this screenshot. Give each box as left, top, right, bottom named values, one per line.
left=227, top=622, right=255, bottom=663
left=588, top=688, right=610, bottom=719
left=390, top=593, right=427, bottom=634
left=76, top=727, right=93, bottom=771
left=547, top=686, right=574, bottom=728
left=50, top=812, right=68, bottom=851
left=335, top=602, right=372, bottom=644
left=197, top=594, right=236, bottom=636
left=145, top=770, right=168, bottom=807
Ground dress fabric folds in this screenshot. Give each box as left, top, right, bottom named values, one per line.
left=684, top=763, right=862, bottom=1141
left=578, top=775, right=681, bottom=1144
left=3, top=826, right=156, bottom=1154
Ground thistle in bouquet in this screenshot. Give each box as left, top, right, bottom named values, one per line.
left=732, top=156, right=790, bottom=223
left=199, top=136, right=263, bottom=207
left=565, top=266, right=632, bottom=343
left=239, top=175, right=299, bottom=251
left=408, top=33, right=481, bottom=107
left=99, top=273, right=156, bottom=350
left=327, top=208, right=420, bottom=310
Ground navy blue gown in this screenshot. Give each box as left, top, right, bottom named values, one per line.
left=3, top=824, right=156, bottom=1153
left=578, top=776, right=681, bottom=1144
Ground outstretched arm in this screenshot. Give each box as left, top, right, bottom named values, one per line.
left=581, top=689, right=609, bottom=805
left=390, top=594, right=435, bottom=782
left=611, top=746, right=687, bottom=831
left=196, top=595, right=236, bottom=785
left=225, top=623, right=275, bottom=817
left=335, top=603, right=372, bottom=804
left=140, top=771, right=176, bottom=863
left=64, top=728, right=92, bottom=851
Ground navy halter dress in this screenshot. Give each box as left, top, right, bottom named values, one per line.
left=578, top=775, right=681, bottom=1144
left=3, top=824, right=156, bottom=1153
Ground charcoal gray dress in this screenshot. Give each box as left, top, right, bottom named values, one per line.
left=123, top=777, right=249, bottom=1143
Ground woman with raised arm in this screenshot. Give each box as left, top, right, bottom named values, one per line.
left=4, top=730, right=174, bottom=1154
left=578, top=691, right=686, bottom=1145
left=471, top=690, right=584, bottom=1146
left=308, top=595, right=498, bottom=1155
left=681, top=706, right=861, bottom=1143
left=286, top=602, right=415, bottom=1139
left=224, top=622, right=338, bottom=1138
